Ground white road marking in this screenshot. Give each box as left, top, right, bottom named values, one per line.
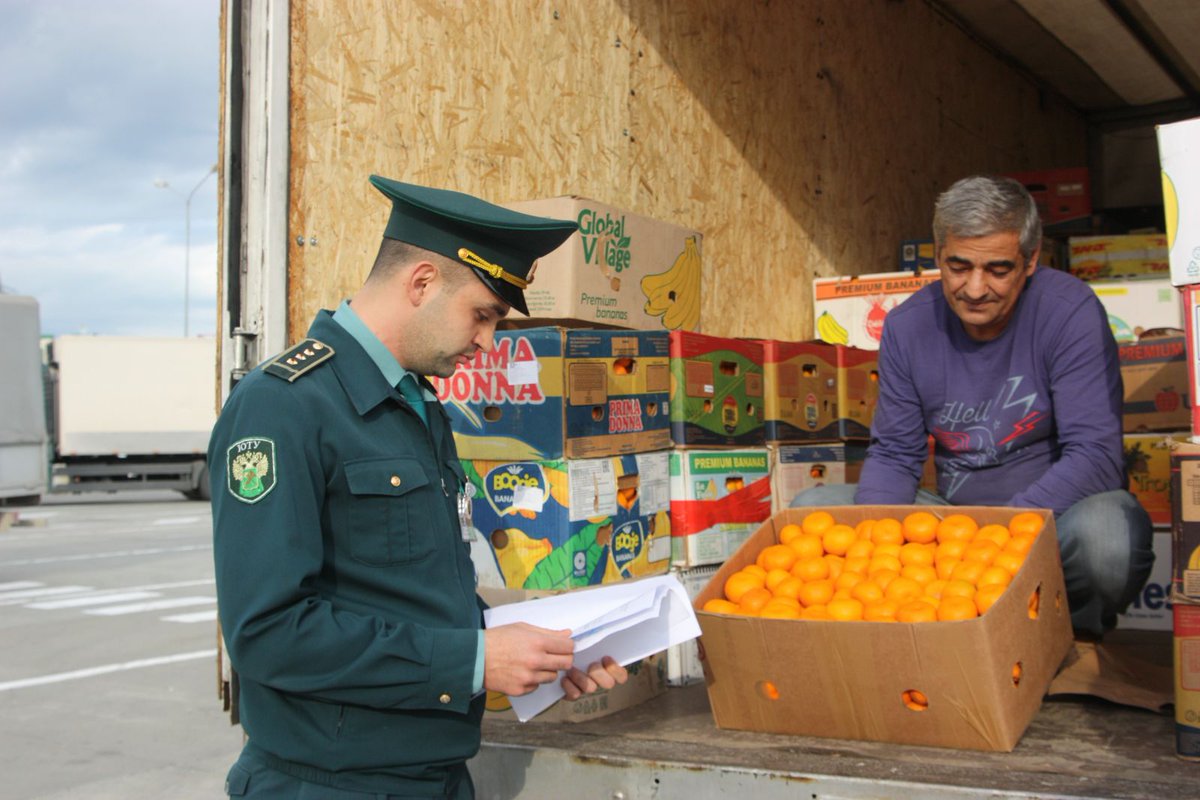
left=161, top=609, right=218, bottom=623
left=0, top=586, right=92, bottom=603
left=85, top=596, right=215, bottom=616
left=153, top=516, right=203, bottom=526
left=0, top=581, right=42, bottom=591
left=0, top=649, right=218, bottom=692
left=27, top=591, right=162, bottom=610
left=0, top=544, right=209, bottom=567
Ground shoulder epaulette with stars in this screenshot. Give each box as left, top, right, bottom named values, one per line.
left=263, top=338, right=335, bottom=382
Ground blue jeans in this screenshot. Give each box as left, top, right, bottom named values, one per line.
left=788, top=485, right=1155, bottom=637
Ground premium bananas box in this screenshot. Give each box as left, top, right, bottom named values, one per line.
left=668, top=331, right=765, bottom=448
left=813, top=271, right=940, bottom=350
left=1069, top=234, right=1169, bottom=281
left=669, top=448, right=772, bottom=567
left=1157, top=116, right=1200, bottom=287
left=503, top=196, right=703, bottom=331
left=768, top=443, right=866, bottom=513
left=1119, top=336, right=1190, bottom=432
left=430, top=327, right=670, bottom=460
left=461, top=453, right=671, bottom=591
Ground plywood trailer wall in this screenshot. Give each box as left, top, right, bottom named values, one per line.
left=283, top=0, right=1086, bottom=341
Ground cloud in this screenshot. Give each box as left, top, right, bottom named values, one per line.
left=0, top=0, right=219, bottom=336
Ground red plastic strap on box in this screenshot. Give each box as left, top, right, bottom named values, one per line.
left=669, top=476, right=772, bottom=536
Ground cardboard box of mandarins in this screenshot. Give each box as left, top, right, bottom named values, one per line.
left=693, top=506, right=1074, bottom=752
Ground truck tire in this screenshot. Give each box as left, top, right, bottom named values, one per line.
left=183, top=463, right=211, bottom=502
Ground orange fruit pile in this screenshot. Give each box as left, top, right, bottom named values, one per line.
left=702, top=510, right=1043, bottom=621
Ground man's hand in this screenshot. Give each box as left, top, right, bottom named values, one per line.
left=561, top=655, right=628, bottom=700
left=483, top=623, right=575, bottom=697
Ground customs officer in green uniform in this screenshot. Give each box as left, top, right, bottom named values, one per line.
left=212, top=176, right=628, bottom=799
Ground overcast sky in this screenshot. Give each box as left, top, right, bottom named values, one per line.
left=0, top=0, right=219, bottom=337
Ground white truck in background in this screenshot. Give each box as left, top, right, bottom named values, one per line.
left=45, top=334, right=217, bottom=501
left=0, top=294, right=49, bottom=505
left=0, top=293, right=217, bottom=505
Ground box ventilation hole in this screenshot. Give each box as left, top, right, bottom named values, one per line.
left=901, top=689, right=928, bottom=712
left=1055, top=591, right=1063, bottom=613
left=482, top=405, right=503, bottom=422
left=592, top=406, right=604, bottom=421
left=490, top=529, right=509, bottom=549
left=646, top=401, right=658, bottom=416
left=703, top=399, right=713, bottom=414
left=1028, top=585, right=1041, bottom=620
left=719, top=360, right=739, bottom=376
left=612, top=358, right=636, bottom=376
left=802, top=364, right=817, bottom=377
left=756, top=680, right=780, bottom=701
left=1012, top=661, right=1023, bottom=687
left=745, top=402, right=756, bottom=417
left=725, top=476, right=745, bottom=493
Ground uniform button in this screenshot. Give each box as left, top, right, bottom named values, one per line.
left=390, top=475, right=402, bottom=487
left=439, top=693, right=451, bottom=704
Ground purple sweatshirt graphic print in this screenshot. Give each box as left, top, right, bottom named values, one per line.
left=855, top=267, right=1126, bottom=516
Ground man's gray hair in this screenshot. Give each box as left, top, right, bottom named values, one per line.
left=932, top=176, right=1042, bottom=262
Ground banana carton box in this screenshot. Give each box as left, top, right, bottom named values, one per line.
left=813, top=271, right=940, bottom=350
left=430, top=327, right=671, bottom=461
left=759, top=340, right=878, bottom=443
left=1170, top=443, right=1200, bottom=602
left=669, top=448, right=772, bottom=567
left=1157, top=116, right=1200, bottom=287
left=504, top=196, right=703, bottom=331
left=668, top=331, right=765, bottom=448
left=462, top=453, right=671, bottom=591
left=1119, top=335, right=1190, bottom=432
left=768, top=443, right=867, bottom=513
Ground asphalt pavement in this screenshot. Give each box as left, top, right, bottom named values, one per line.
left=0, top=490, right=244, bottom=799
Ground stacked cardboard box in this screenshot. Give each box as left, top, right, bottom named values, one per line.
left=1159, top=115, right=1200, bottom=759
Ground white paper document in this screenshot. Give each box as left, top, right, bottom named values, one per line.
left=482, top=574, right=702, bottom=722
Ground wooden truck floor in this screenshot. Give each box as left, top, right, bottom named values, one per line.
left=473, top=632, right=1192, bottom=800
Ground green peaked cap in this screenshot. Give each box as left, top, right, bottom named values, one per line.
left=369, top=175, right=578, bottom=315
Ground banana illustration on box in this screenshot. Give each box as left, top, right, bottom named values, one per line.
left=816, top=311, right=849, bottom=345
left=642, top=236, right=701, bottom=331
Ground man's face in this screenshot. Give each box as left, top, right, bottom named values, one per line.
left=937, top=230, right=1037, bottom=342
left=408, top=272, right=510, bottom=378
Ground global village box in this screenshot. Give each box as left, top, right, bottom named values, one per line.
left=768, top=443, right=866, bottom=513
left=693, top=506, right=1073, bottom=751
left=669, top=448, right=772, bottom=567
left=430, top=327, right=671, bottom=461
left=504, top=195, right=703, bottom=331
left=813, top=270, right=940, bottom=350
left=461, top=453, right=671, bottom=591
left=1119, top=335, right=1190, bottom=432
left=1157, top=116, right=1200, bottom=287
left=668, top=331, right=765, bottom=448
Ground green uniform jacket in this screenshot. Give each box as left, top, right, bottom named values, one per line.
left=210, top=310, right=484, bottom=793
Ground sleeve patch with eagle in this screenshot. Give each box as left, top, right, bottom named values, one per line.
left=227, top=437, right=277, bottom=504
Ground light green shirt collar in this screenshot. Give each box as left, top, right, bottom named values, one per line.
left=332, top=300, right=433, bottom=398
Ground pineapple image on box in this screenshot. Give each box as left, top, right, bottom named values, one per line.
left=642, top=236, right=701, bottom=331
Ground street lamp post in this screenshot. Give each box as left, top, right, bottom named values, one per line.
left=156, top=163, right=217, bottom=337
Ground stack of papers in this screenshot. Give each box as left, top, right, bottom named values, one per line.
left=482, top=574, right=702, bottom=721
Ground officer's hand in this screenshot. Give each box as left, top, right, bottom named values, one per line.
left=561, top=655, right=628, bottom=700
left=483, top=622, right=575, bottom=697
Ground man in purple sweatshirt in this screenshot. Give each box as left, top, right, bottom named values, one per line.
left=793, top=175, right=1154, bottom=637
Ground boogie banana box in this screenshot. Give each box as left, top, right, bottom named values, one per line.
left=668, top=332, right=766, bottom=448
left=460, top=453, right=672, bottom=590
left=429, top=327, right=671, bottom=461
left=504, top=196, right=704, bottom=332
